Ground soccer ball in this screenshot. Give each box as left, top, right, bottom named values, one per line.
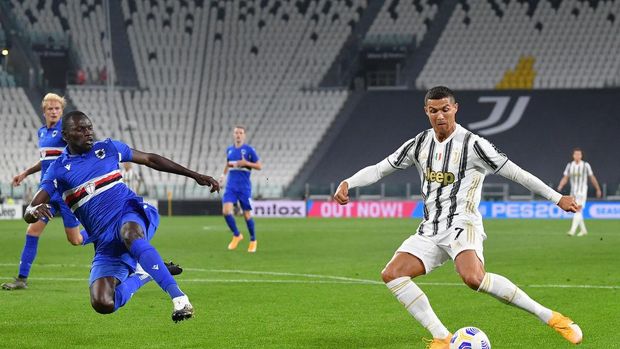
left=449, top=327, right=491, bottom=349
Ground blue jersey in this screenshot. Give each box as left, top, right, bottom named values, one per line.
left=40, top=139, right=136, bottom=243
left=226, top=144, right=259, bottom=190
left=38, top=119, right=66, bottom=181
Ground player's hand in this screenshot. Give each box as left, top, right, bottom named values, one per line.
left=26, top=203, right=53, bottom=221
left=596, top=189, right=602, bottom=198
left=195, top=174, right=220, bottom=193
left=218, top=174, right=226, bottom=187
left=557, top=195, right=579, bottom=213
left=12, top=173, right=26, bottom=186
left=333, top=181, right=350, bottom=205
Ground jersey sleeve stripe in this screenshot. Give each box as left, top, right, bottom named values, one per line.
left=394, top=138, right=417, bottom=167
left=473, top=141, right=498, bottom=170
left=387, top=158, right=400, bottom=169
left=413, top=130, right=429, bottom=165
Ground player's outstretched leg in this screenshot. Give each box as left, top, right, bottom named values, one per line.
left=382, top=253, right=452, bottom=348
left=128, top=238, right=193, bottom=322
left=477, top=273, right=582, bottom=344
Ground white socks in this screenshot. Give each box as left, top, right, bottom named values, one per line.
left=477, top=273, right=552, bottom=323
left=570, top=212, right=587, bottom=234
left=386, top=277, right=450, bottom=339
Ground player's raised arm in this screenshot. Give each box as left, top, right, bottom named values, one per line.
left=13, top=161, right=42, bottom=186
left=497, top=161, right=579, bottom=213
left=131, top=149, right=220, bottom=193
left=23, top=189, right=52, bottom=223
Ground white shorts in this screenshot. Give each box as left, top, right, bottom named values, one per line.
left=574, top=193, right=587, bottom=207
left=396, top=220, right=486, bottom=274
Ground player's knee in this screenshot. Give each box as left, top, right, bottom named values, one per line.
left=120, top=222, right=144, bottom=248
left=460, top=272, right=484, bottom=290
left=66, top=235, right=82, bottom=246
left=381, top=266, right=400, bottom=283
left=91, top=295, right=115, bottom=314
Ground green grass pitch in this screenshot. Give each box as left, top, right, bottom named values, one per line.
left=1, top=217, right=618, bottom=348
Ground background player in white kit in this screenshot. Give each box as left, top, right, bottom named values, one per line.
left=333, top=86, right=583, bottom=349
left=557, top=148, right=602, bottom=236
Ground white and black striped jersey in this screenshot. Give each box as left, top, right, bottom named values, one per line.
left=386, top=124, right=508, bottom=236
left=563, top=161, right=593, bottom=197
left=121, top=168, right=142, bottom=194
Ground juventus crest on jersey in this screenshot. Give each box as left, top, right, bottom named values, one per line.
left=563, top=161, right=593, bottom=197
left=387, top=124, right=508, bottom=236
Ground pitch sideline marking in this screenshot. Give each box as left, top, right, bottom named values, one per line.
left=0, top=264, right=618, bottom=289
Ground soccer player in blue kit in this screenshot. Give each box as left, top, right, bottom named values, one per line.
left=2, top=93, right=88, bottom=290
left=219, top=126, right=262, bottom=252
left=24, top=111, right=220, bottom=321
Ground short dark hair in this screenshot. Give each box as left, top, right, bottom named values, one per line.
left=424, top=86, right=456, bottom=105
left=61, top=110, right=89, bottom=133
left=572, top=147, right=583, bottom=157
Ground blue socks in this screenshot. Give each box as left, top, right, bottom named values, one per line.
left=114, top=272, right=152, bottom=311
left=129, top=239, right=184, bottom=299
left=18, top=235, right=39, bottom=279
left=246, top=218, right=256, bottom=241
left=225, top=214, right=240, bottom=236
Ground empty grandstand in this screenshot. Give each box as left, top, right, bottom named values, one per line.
left=1, top=0, right=619, bottom=201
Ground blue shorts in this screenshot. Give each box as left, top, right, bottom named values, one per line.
left=89, top=199, right=160, bottom=285
left=222, top=187, right=253, bottom=211
left=40, top=191, right=80, bottom=228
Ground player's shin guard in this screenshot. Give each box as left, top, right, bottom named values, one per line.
left=114, top=273, right=152, bottom=311
left=386, top=277, right=450, bottom=339
left=477, top=272, right=552, bottom=323
left=18, top=235, right=40, bottom=279
left=129, top=239, right=184, bottom=299
left=224, top=214, right=240, bottom=236
left=246, top=218, right=256, bottom=241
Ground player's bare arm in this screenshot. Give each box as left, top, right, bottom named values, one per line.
left=590, top=175, right=602, bottom=198
left=131, top=149, right=220, bottom=193
left=557, top=175, right=569, bottom=191
left=23, top=189, right=52, bottom=223
left=13, top=161, right=42, bottom=186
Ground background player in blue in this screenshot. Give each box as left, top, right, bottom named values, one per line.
left=219, top=126, right=262, bottom=252
left=2, top=93, right=88, bottom=291
left=24, top=111, right=220, bottom=322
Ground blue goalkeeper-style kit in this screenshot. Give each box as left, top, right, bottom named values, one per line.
left=222, top=144, right=260, bottom=210
left=38, top=119, right=79, bottom=227
left=40, top=139, right=159, bottom=284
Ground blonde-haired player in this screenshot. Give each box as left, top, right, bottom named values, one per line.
left=557, top=148, right=602, bottom=236
left=2, top=93, right=88, bottom=290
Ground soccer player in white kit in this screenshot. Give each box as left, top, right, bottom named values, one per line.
left=333, top=87, right=583, bottom=348
left=557, top=148, right=602, bottom=236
